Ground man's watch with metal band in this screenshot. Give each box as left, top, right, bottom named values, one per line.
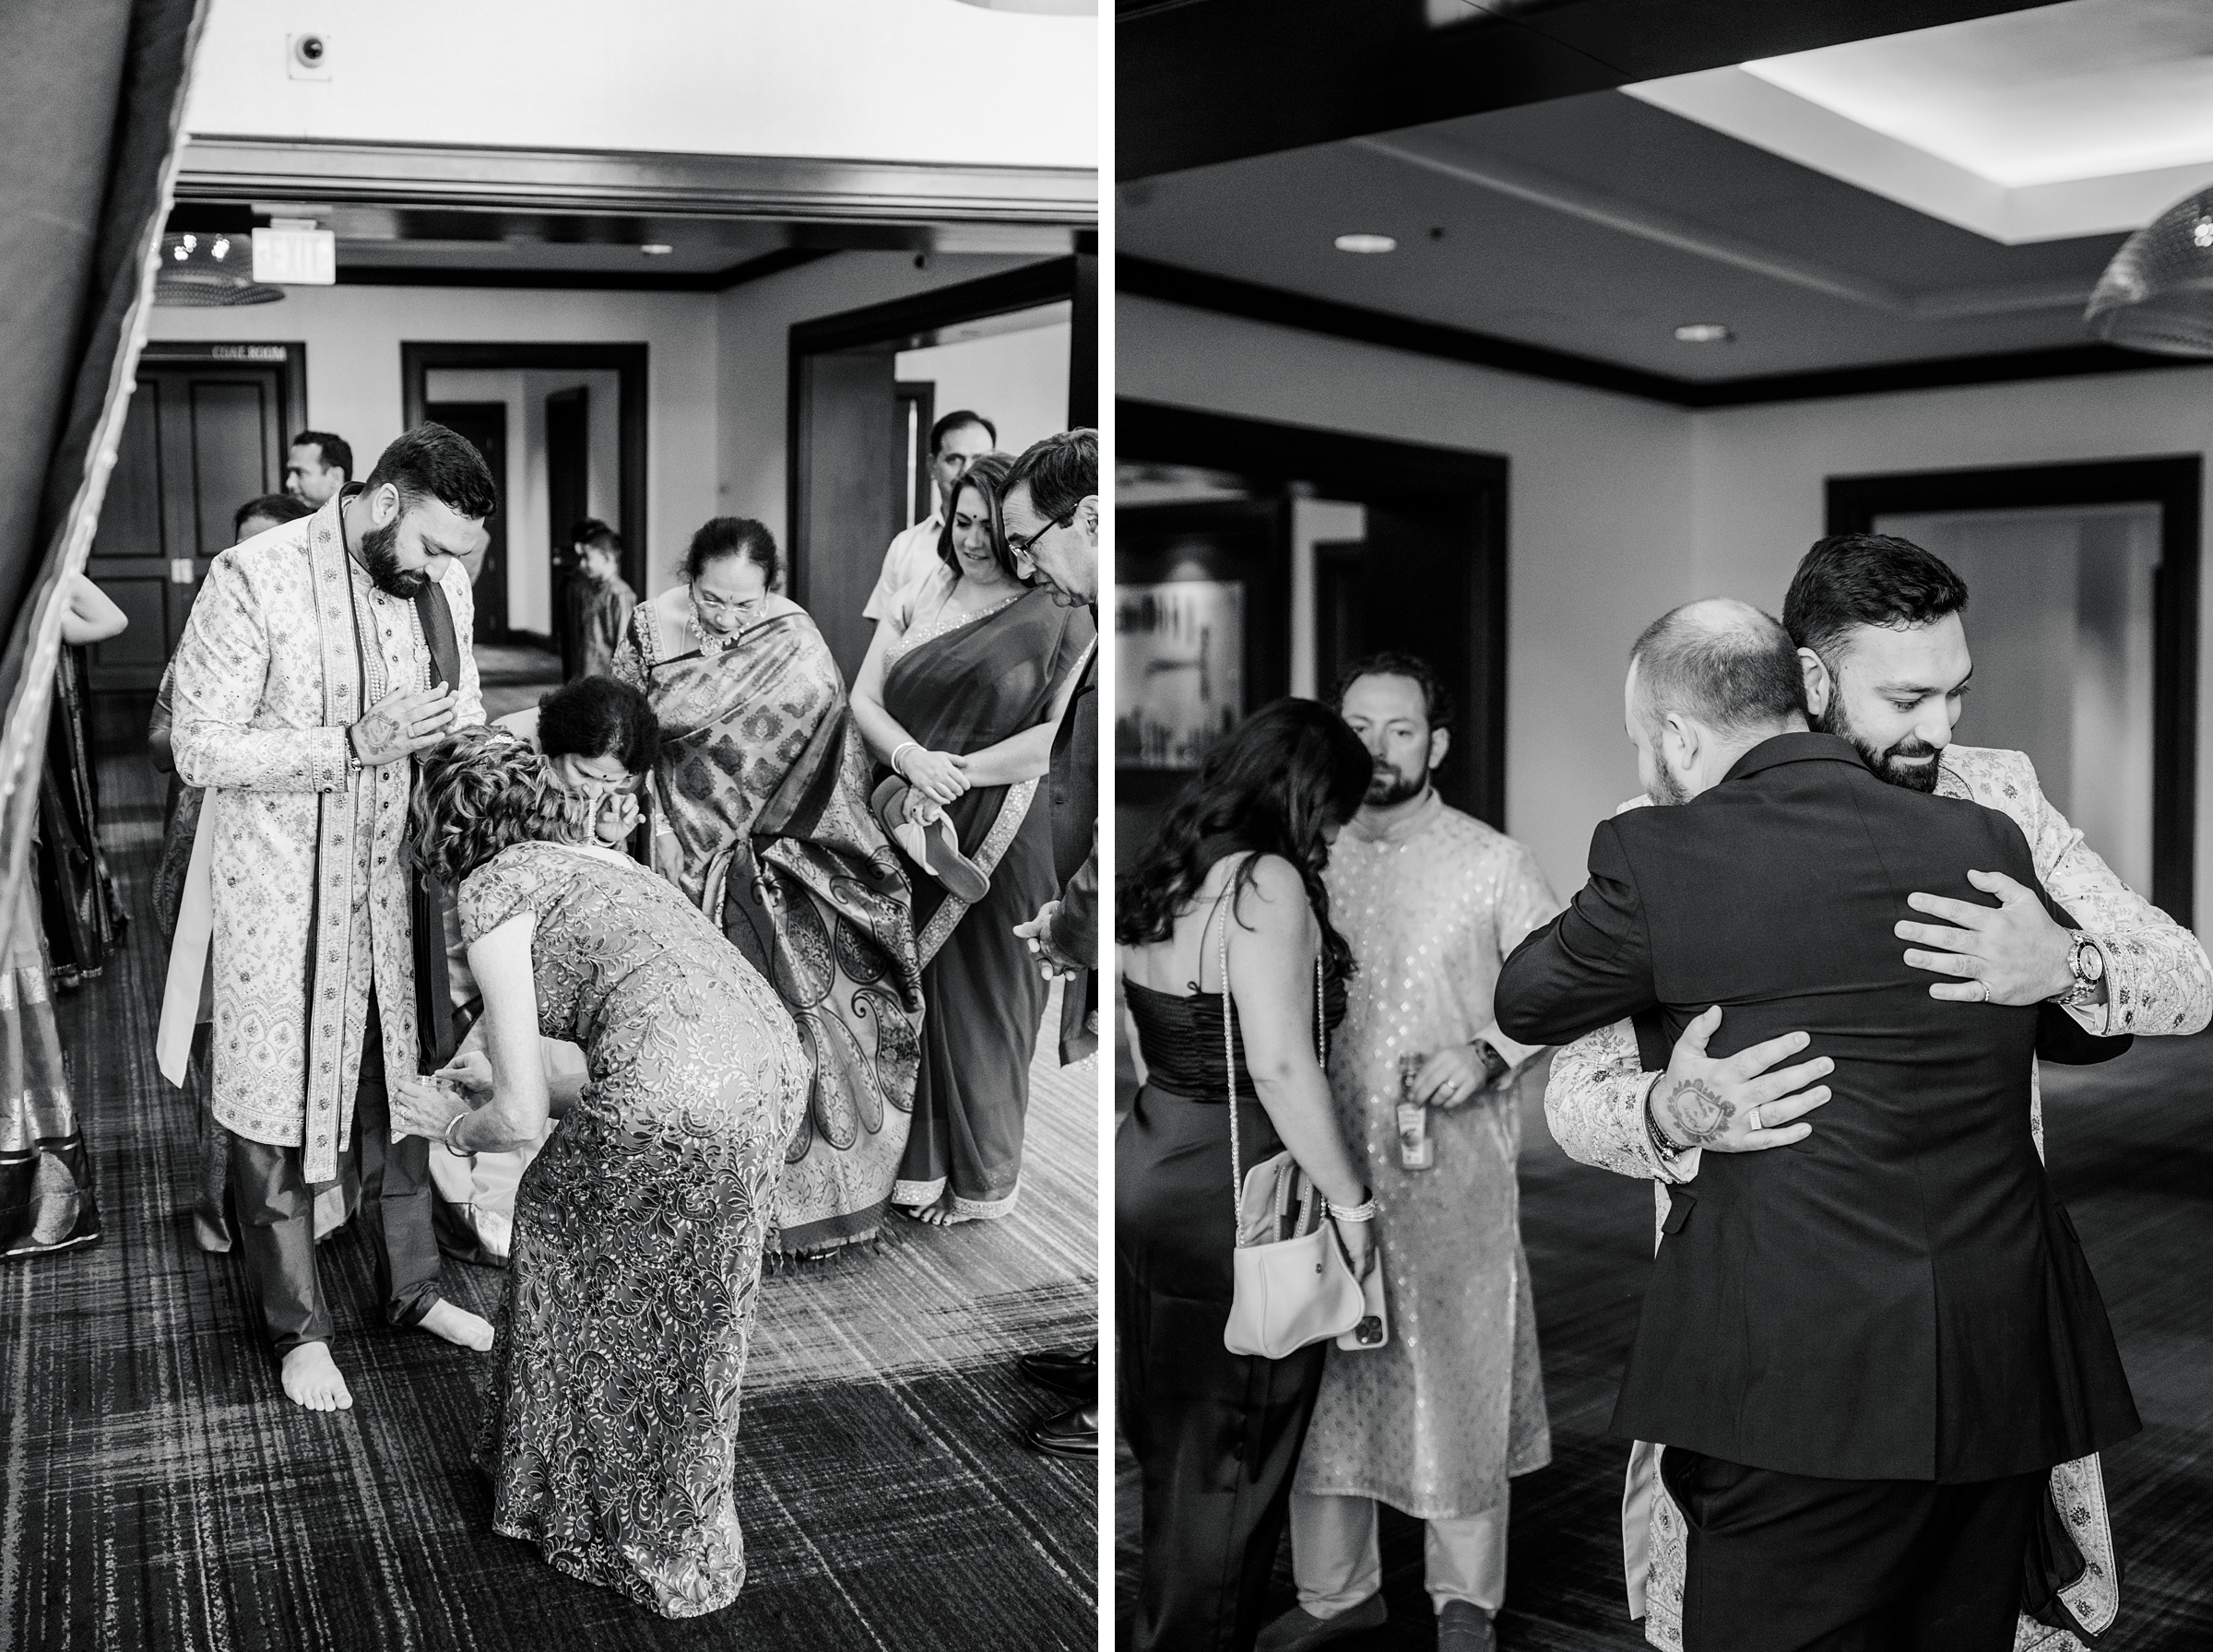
left=2055, top=930, right=2106, bottom=1009
left=1645, top=1079, right=1687, bottom=1168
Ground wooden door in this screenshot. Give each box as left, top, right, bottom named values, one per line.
left=544, top=386, right=588, bottom=667
left=1313, top=494, right=1488, bottom=820
left=794, top=348, right=902, bottom=684
left=426, top=401, right=508, bottom=642
left=84, top=359, right=288, bottom=690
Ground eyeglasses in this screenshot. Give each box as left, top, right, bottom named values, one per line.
left=1005, top=513, right=1070, bottom=573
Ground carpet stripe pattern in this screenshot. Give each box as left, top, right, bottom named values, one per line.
left=3, top=697, right=1098, bottom=1652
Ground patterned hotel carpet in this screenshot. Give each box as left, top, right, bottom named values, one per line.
left=1114, top=1014, right=2213, bottom=1649
left=3, top=697, right=1099, bottom=1652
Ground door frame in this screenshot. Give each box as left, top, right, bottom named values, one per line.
left=785, top=255, right=1089, bottom=616
left=138, top=339, right=308, bottom=441
left=1827, top=456, right=2202, bottom=926
left=400, top=342, right=648, bottom=597
left=1118, top=398, right=1512, bottom=829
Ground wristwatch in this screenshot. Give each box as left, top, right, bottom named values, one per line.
left=2055, top=931, right=2105, bottom=1009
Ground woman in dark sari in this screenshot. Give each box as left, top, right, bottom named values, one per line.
left=614, top=518, right=923, bottom=1256
left=851, top=452, right=1095, bottom=1225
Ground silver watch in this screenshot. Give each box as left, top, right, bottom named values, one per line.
left=2055, top=931, right=2105, bottom=1009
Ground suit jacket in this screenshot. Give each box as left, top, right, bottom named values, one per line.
left=1046, top=633, right=1097, bottom=1063
left=1496, top=732, right=2139, bottom=1482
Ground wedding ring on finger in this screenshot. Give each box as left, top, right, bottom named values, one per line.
left=1747, top=1103, right=1766, bottom=1132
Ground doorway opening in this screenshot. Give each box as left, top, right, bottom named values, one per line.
left=403, top=343, right=645, bottom=702
left=788, top=255, right=1095, bottom=684
left=1116, top=400, right=1510, bottom=864
left=83, top=341, right=308, bottom=692
left=1828, top=457, right=2201, bottom=926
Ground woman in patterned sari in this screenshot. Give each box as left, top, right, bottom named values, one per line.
left=851, top=452, right=1095, bottom=1224
left=613, top=518, right=923, bottom=1256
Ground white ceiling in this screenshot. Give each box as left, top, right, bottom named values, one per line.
left=1626, top=0, right=2213, bottom=243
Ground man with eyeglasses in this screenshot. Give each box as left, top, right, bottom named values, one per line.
left=999, top=429, right=1104, bottom=1457
left=863, top=408, right=997, bottom=627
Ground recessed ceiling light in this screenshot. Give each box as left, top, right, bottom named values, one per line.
left=1674, top=324, right=1734, bottom=344
left=641, top=243, right=674, bottom=256
left=1334, top=232, right=1397, bottom=254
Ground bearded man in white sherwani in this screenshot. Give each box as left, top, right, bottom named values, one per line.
left=1544, top=533, right=2213, bottom=1652
left=169, top=423, right=500, bottom=1411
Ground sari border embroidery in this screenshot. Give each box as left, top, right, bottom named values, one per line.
left=914, top=776, right=1038, bottom=967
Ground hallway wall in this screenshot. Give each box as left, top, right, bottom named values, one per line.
left=148, top=286, right=719, bottom=586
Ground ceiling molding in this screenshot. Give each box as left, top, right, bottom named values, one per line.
left=1120, top=254, right=2202, bottom=407
left=331, top=248, right=833, bottom=295
left=1119, top=0, right=2056, bottom=180
left=1354, top=133, right=2090, bottom=321
left=176, top=136, right=1097, bottom=227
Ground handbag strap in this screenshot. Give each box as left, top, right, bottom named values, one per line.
left=1218, top=862, right=1330, bottom=1229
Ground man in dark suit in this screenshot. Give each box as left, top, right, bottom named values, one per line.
left=1495, top=598, right=2138, bottom=1652
left=1002, top=428, right=1101, bottom=1458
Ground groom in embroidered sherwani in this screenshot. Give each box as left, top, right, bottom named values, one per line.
left=1544, top=535, right=2213, bottom=1652
left=1260, top=655, right=1555, bottom=1652
left=171, top=424, right=500, bottom=1410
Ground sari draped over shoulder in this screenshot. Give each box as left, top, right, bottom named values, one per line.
left=617, top=605, right=924, bottom=1255
left=882, top=584, right=1095, bottom=1220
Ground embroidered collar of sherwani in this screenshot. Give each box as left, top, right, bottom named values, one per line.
left=169, top=490, right=484, bottom=1183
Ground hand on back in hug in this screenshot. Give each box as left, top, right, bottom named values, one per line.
left=1649, top=1005, right=1834, bottom=1154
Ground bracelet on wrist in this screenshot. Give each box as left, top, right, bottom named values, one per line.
left=1326, top=1187, right=1378, bottom=1223
left=443, top=1109, right=470, bottom=1156
left=890, top=740, right=919, bottom=779
left=1646, top=1083, right=1686, bottom=1162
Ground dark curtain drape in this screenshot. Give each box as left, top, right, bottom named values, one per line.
left=0, top=0, right=206, bottom=950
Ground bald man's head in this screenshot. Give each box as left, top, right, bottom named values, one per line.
left=1627, top=598, right=1806, bottom=744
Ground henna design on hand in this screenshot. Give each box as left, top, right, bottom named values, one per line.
left=1663, top=1076, right=1734, bottom=1146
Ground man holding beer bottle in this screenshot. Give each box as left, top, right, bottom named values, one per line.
left=1256, top=655, right=1559, bottom=1652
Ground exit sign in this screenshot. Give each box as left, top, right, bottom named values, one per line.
left=252, top=227, right=336, bottom=285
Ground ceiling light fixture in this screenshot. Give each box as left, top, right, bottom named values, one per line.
left=1333, top=232, right=1397, bottom=254
left=641, top=243, right=674, bottom=256
left=2087, top=186, right=2213, bottom=356
left=1674, top=324, right=1734, bottom=343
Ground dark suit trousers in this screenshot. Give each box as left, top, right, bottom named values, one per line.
left=1663, top=1448, right=2043, bottom=1652
left=229, top=996, right=441, bottom=1352
left=1118, top=1086, right=1327, bottom=1652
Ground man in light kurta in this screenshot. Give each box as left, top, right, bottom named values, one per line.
left=170, top=424, right=500, bottom=1411
left=1260, top=655, right=1555, bottom=1652
left=1543, top=534, right=2213, bottom=1652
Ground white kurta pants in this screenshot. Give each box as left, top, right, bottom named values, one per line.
left=1291, top=1489, right=1509, bottom=1616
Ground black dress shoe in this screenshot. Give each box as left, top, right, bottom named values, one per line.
left=1018, top=1341, right=1098, bottom=1399
left=1024, top=1401, right=1097, bottom=1458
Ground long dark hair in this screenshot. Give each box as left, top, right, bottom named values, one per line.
left=1117, top=698, right=1372, bottom=982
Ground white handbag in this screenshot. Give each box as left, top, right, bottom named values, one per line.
left=1217, top=904, right=1369, bottom=1359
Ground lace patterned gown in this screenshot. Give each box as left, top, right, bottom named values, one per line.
left=461, top=841, right=809, bottom=1619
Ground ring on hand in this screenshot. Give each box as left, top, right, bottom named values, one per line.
left=1746, top=1103, right=1765, bottom=1132
left=1976, top=979, right=1992, bottom=1004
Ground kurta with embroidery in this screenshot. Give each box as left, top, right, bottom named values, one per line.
left=1295, top=795, right=1556, bottom=1519
left=170, top=498, right=483, bottom=1182
left=1542, top=742, right=2206, bottom=1652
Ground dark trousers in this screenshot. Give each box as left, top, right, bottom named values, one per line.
left=1663, top=1448, right=2044, bottom=1652
left=1118, top=1086, right=1328, bottom=1652
left=230, top=997, right=441, bottom=1353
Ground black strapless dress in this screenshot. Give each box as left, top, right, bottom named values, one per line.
left=1118, top=975, right=1348, bottom=1652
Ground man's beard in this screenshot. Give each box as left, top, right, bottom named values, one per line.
left=1649, top=762, right=1690, bottom=807
left=1814, top=695, right=1942, bottom=793
left=360, top=518, right=430, bottom=599
left=1366, top=760, right=1428, bottom=808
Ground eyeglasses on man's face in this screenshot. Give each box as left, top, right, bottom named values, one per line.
left=1006, top=513, right=1071, bottom=573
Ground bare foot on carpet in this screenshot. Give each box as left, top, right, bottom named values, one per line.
left=908, top=1194, right=971, bottom=1228
left=281, top=1342, right=353, bottom=1411
left=419, top=1299, right=495, bottom=1351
